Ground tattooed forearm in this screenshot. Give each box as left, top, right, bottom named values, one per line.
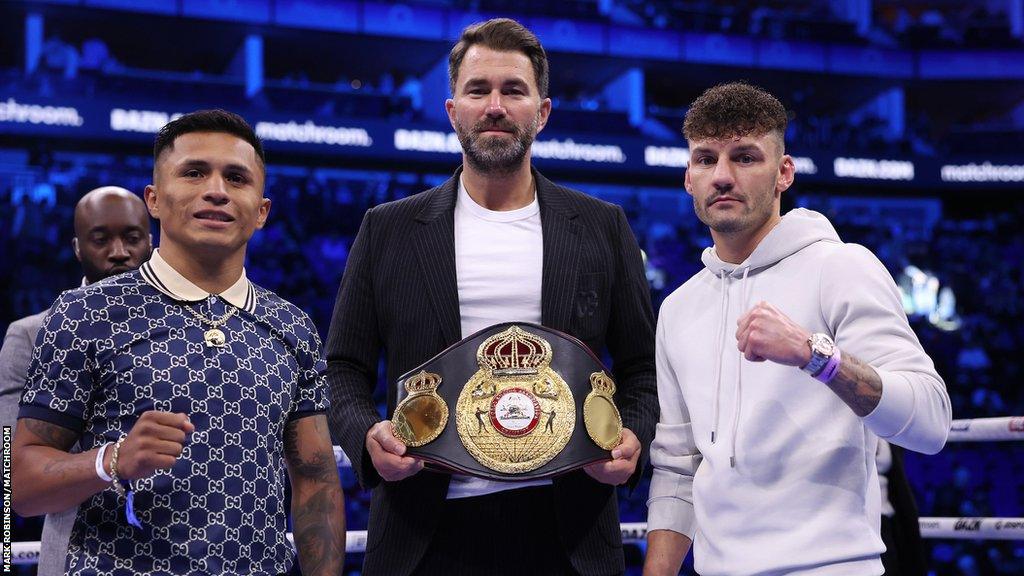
left=42, top=456, right=85, bottom=482
left=284, top=420, right=302, bottom=465
left=285, top=414, right=345, bottom=574
left=12, top=419, right=106, bottom=516
left=284, top=418, right=339, bottom=482
left=25, top=419, right=84, bottom=481
left=23, top=419, right=79, bottom=450
left=292, top=484, right=345, bottom=575
left=291, top=450, right=338, bottom=482
left=825, top=352, right=883, bottom=417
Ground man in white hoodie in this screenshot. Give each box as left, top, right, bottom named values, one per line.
left=643, top=82, right=951, bottom=576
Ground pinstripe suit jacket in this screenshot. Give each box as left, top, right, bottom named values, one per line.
left=326, top=168, right=657, bottom=576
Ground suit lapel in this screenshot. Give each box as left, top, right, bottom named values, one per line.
left=537, top=171, right=581, bottom=333
left=413, top=174, right=462, bottom=346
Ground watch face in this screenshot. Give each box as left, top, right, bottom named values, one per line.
left=810, top=334, right=835, bottom=356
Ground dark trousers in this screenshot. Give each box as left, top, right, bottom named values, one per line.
left=880, top=514, right=926, bottom=576
left=412, top=485, right=578, bottom=576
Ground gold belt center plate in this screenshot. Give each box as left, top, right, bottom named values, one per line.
left=455, top=326, right=575, bottom=474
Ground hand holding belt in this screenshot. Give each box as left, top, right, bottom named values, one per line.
left=391, top=322, right=622, bottom=481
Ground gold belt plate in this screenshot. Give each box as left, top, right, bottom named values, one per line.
left=583, top=371, right=623, bottom=450
left=392, top=370, right=448, bottom=447
left=456, top=326, right=575, bottom=474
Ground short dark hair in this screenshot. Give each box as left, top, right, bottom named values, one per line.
left=449, top=18, right=549, bottom=98
left=153, top=109, right=265, bottom=170
left=683, top=82, right=788, bottom=150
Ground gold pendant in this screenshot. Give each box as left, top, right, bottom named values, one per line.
left=204, top=328, right=227, bottom=348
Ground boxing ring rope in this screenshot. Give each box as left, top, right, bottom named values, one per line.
left=10, top=417, right=1022, bottom=565
left=947, top=416, right=1024, bottom=442
left=618, top=518, right=1024, bottom=543
left=11, top=518, right=1024, bottom=565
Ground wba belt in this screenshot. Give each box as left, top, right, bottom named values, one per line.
left=391, top=322, right=622, bottom=481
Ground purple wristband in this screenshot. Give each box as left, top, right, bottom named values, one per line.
left=815, top=346, right=841, bottom=383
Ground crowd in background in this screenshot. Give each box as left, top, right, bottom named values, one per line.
left=2, top=147, right=1021, bottom=574
left=3, top=1, right=1022, bottom=573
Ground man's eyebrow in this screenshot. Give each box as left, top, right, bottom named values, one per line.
left=463, top=76, right=530, bottom=89
left=178, top=159, right=255, bottom=175
left=223, top=163, right=255, bottom=175
left=178, top=159, right=210, bottom=169
left=730, top=144, right=765, bottom=154
left=463, top=78, right=490, bottom=89
left=88, top=225, right=145, bottom=235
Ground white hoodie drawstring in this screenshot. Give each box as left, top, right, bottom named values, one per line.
left=730, top=266, right=752, bottom=467
left=710, top=272, right=729, bottom=444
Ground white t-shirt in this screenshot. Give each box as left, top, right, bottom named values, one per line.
left=447, top=175, right=549, bottom=499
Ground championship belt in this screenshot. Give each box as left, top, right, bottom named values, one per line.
left=391, top=322, right=623, bottom=481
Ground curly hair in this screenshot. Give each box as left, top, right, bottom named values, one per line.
left=683, top=82, right=787, bottom=150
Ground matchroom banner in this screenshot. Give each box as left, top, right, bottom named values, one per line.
left=3, top=94, right=1022, bottom=188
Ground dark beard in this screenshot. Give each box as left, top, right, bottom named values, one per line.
left=457, top=117, right=537, bottom=176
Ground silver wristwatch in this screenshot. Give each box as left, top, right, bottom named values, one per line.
left=801, top=333, right=836, bottom=376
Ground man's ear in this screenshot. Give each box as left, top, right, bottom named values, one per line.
left=445, top=99, right=457, bottom=131
left=144, top=184, right=160, bottom=220
left=255, top=197, right=271, bottom=230
left=535, top=97, right=552, bottom=134
left=72, top=237, right=81, bottom=262
left=776, top=155, right=796, bottom=195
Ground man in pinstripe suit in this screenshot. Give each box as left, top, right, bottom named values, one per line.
left=326, top=18, right=657, bottom=576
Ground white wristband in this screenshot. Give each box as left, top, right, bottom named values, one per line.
left=95, top=442, right=113, bottom=482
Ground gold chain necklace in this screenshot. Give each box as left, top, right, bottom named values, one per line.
left=185, top=303, right=238, bottom=348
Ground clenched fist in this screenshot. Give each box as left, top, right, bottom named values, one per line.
left=106, top=411, right=194, bottom=480
left=735, top=301, right=813, bottom=367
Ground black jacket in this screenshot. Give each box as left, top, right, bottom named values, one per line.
left=325, top=168, right=658, bottom=576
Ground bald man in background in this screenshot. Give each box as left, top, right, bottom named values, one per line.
left=0, top=185, right=151, bottom=576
